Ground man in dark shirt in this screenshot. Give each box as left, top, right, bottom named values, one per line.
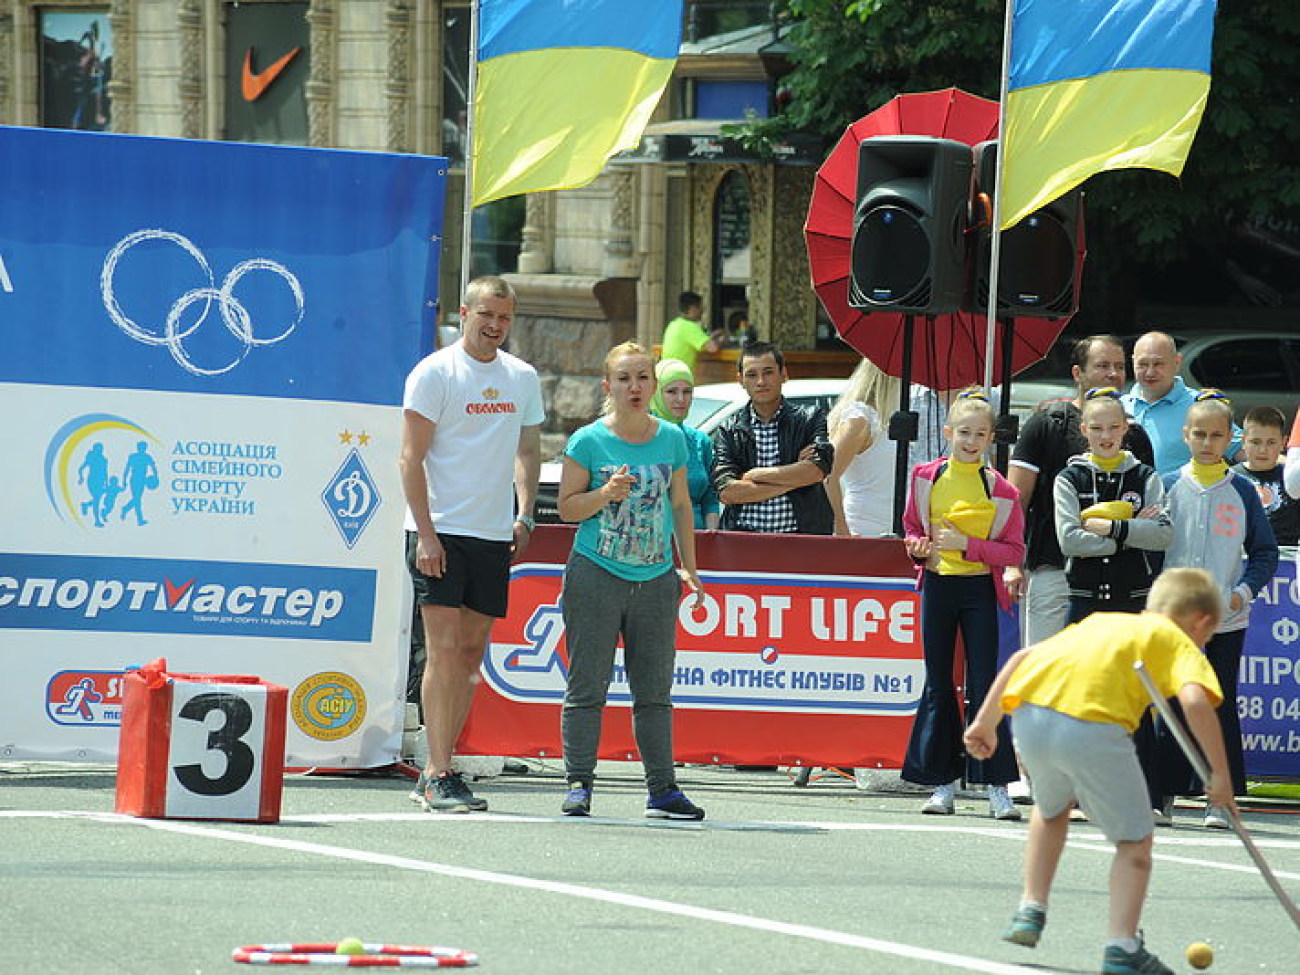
left=711, top=341, right=834, bottom=534
left=1006, top=335, right=1154, bottom=645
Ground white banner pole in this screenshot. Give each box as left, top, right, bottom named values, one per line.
left=983, top=0, right=1016, bottom=392
left=458, top=0, right=482, bottom=306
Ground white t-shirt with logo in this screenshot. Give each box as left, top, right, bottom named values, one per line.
left=403, top=342, right=545, bottom=541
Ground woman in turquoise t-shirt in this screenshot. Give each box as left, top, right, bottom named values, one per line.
left=557, top=341, right=705, bottom=820
left=650, top=358, right=721, bottom=530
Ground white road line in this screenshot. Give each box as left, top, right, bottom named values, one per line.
left=5, top=810, right=1052, bottom=975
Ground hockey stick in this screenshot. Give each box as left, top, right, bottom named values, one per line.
left=1133, top=661, right=1300, bottom=929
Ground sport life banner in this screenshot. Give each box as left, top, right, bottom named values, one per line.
left=461, top=528, right=926, bottom=768
left=0, top=126, right=446, bottom=766
left=1239, top=548, right=1300, bottom=779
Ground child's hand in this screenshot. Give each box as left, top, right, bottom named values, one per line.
left=1230, top=591, right=1245, bottom=612
left=963, top=719, right=998, bottom=760
left=905, top=536, right=933, bottom=560
left=932, top=518, right=968, bottom=552
left=1083, top=517, right=1111, bottom=536
left=1205, top=772, right=1236, bottom=812
left=1135, top=504, right=1161, bottom=520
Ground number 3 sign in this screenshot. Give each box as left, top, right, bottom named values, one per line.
left=116, top=659, right=287, bottom=822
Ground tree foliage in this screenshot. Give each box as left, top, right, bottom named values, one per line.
left=747, top=0, right=1300, bottom=276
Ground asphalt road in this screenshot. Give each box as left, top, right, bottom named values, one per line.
left=3, top=761, right=1298, bottom=974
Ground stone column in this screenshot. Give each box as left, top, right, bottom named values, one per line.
left=305, top=0, right=337, bottom=148
left=385, top=0, right=413, bottom=153
left=177, top=0, right=204, bottom=139
left=517, top=193, right=554, bottom=274
left=106, top=0, right=136, bottom=132
left=602, top=165, right=639, bottom=279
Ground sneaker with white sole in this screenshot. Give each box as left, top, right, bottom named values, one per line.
left=1152, top=797, right=1175, bottom=827
left=645, top=789, right=705, bottom=820
left=988, top=785, right=1022, bottom=821
left=921, top=782, right=955, bottom=815
left=408, top=769, right=429, bottom=804
left=1203, top=805, right=1232, bottom=830
left=421, top=770, right=488, bottom=813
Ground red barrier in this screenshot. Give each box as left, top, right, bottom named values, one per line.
left=461, top=526, right=922, bottom=768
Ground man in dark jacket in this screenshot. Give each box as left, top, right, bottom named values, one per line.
left=711, top=342, right=834, bottom=534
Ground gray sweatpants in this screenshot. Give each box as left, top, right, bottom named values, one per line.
left=561, top=551, right=680, bottom=795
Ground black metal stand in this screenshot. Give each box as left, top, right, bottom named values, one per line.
left=888, top=314, right=920, bottom=536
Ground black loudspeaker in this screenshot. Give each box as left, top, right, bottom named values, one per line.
left=849, top=136, right=972, bottom=315
left=970, top=140, right=1082, bottom=320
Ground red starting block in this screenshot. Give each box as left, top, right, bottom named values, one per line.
left=116, top=657, right=287, bottom=823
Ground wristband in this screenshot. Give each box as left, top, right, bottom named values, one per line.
left=515, top=514, right=536, bottom=531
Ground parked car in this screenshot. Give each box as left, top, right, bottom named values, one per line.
left=1008, top=330, right=1300, bottom=428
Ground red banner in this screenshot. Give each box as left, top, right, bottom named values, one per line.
left=461, top=526, right=923, bottom=768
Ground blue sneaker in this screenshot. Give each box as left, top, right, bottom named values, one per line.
left=646, top=789, right=705, bottom=821
left=1101, top=938, right=1174, bottom=974
left=1002, top=906, right=1046, bottom=947
left=562, top=781, right=592, bottom=817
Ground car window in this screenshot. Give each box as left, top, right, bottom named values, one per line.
left=1188, top=338, right=1297, bottom=392
left=685, top=396, right=731, bottom=429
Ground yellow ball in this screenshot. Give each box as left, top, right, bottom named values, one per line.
left=1186, top=941, right=1213, bottom=970
left=335, top=937, right=365, bottom=956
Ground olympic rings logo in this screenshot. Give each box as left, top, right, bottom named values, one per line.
left=100, top=228, right=304, bottom=377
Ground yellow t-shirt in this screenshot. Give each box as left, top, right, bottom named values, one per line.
left=1002, top=613, right=1222, bottom=733
left=929, top=459, right=994, bottom=575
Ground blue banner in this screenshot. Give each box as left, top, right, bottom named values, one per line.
left=0, top=126, right=445, bottom=405
left=1239, top=550, right=1300, bottom=779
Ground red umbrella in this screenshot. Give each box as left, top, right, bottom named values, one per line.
left=805, top=88, right=1080, bottom=390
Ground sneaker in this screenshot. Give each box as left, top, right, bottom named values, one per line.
left=988, top=785, right=1022, bottom=821
left=421, top=770, right=488, bottom=813
left=1152, top=797, right=1175, bottom=827
left=408, top=769, right=429, bottom=804
left=921, top=782, right=955, bottom=815
left=1001, top=906, right=1046, bottom=948
left=1101, top=939, right=1174, bottom=974
left=646, top=789, right=705, bottom=820
left=1203, top=805, right=1232, bottom=830
left=562, top=781, right=592, bottom=817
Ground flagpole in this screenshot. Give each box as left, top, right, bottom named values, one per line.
left=458, top=0, right=482, bottom=308
left=983, top=0, right=1016, bottom=392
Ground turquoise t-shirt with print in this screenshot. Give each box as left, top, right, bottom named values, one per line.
left=564, top=418, right=688, bottom=581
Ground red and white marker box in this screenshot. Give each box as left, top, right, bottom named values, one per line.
left=116, top=657, right=287, bottom=823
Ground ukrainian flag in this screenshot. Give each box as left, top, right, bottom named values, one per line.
left=471, top=0, right=683, bottom=207
left=1001, top=0, right=1217, bottom=229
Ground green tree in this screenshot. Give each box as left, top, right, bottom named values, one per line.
left=746, top=0, right=1300, bottom=322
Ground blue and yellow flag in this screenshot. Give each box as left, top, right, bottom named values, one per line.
left=1001, top=0, right=1217, bottom=229
left=472, top=0, right=683, bottom=207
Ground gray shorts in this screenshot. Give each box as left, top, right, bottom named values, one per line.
left=1012, top=703, right=1154, bottom=843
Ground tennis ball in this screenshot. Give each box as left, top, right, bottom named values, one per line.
left=1186, top=941, right=1213, bottom=970
left=336, top=937, right=365, bottom=956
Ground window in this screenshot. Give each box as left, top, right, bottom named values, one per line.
left=1188, top=338, right=1296, bottom=392
left=39, top=9, right=112, bottom=131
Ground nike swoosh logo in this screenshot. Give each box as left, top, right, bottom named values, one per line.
left=241, top=46, right=302, bottom=102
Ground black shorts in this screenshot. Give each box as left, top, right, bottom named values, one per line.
left=406, top=530, right=512, bottom=618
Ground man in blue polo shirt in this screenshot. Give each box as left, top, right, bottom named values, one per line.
left=1120, top=331, right=1242, bottom=476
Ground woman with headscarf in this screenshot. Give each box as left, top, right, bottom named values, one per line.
left=651, top=358, right=721, bottom=530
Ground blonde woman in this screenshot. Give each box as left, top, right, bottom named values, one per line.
left=826, top=358, right=902, bottom=537
left=557, top=342, right=706, bottom=820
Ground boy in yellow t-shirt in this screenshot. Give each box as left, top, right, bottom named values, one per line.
left=963, top=567, right=1234, bottom=975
